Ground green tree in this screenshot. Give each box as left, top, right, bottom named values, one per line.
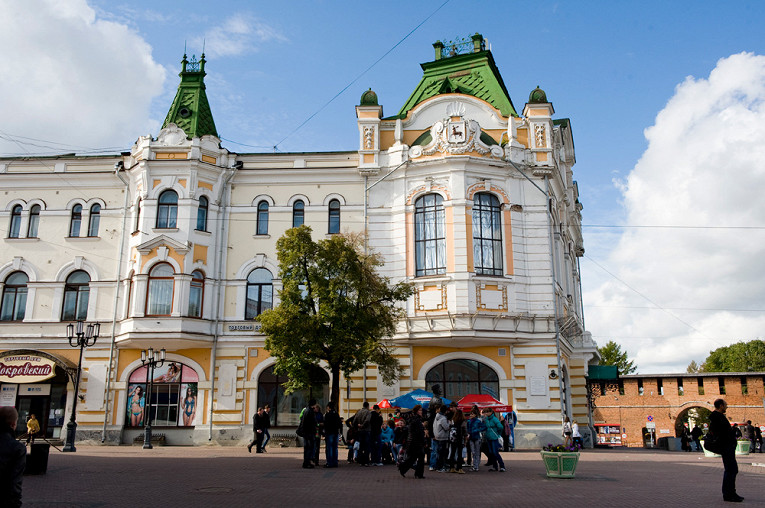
left=258, top=226, right=415, bottom=408
left=597, top=340, right=637, bottom=375
left=686, top=360, right=700, bottom=373
left=700, top=339, right=765, bottom=372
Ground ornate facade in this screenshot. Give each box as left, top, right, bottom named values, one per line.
left=0, top=36, right=597, bottom=447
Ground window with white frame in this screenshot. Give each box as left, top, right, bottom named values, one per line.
left=156, top=190, right=178, bottom=229
left=472, top=193, right=503, bottom=276
left=1, top=271, right=28, bottom=321
left=69, top=204, right=82, bottom=237
left=328, top=199, right=340, bottom=234
left=256, top=201, right=269, bottom=235
left=8, top=205, right=22, bottom=238
left=146, top=263, right=174, bottom=316
left=293, top=200, right=304, bottom=228
left=196, top=196, right=208, bottom=231
left=87, top=204, right=101, bottom=237
left=27, top=205, right=40, bottom=238
left=245, top=268, right=273, bottom=319
left=414, top=194, right=446, bottom=276
left=62, top=270, right=89, bottom=321
left=188, top=270, right=204, bottom=318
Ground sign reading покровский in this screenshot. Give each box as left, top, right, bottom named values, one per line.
left=0, top=354, right=56, bottom=383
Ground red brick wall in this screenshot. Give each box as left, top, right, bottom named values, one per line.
left=591, top=375, right=765, bottom=447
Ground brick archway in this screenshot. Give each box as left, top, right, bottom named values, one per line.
left=674, top=405, right=712, bottom=436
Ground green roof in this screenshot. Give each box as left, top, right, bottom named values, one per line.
left=162, top=54, right=218, bottom=139
left=392, top=46, right=517, bottom=120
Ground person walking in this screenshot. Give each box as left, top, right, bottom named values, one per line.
left=572, top=420, right=583, bottom=449
left=563, top=416, right=573, bottom=448
left=261, top=404, right=272, bottom=451
left=299, top=399, right=318, bottom=469
left=398, top=405, right=426, bottom=479
left=745, top=420, right=756, bottom=454
left=25, top=414, right=40, bottom=445
left=691, top=425, right=703, bottom=452
left=353, top=402, right=372, bottom=466
left=0, top=406, right=26, bottom=508
left=709, top=398, right=744, bottom=502
left=323, top=402, right=341, bottom=468
left=370, top=404, right=384, bottom=466
left=248, top=407, right=269, bottom=453
left=432, top=404, right=450, bottom=472
left=483, top=408, right=506, bottom=472
left=754, top=424, right=763, bottom=453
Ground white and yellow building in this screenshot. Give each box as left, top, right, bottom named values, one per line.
left=0, top=35, right=598, bottom=447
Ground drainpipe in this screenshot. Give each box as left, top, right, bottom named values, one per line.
left=101, top=160, right=134, bottom=442
left=209, top=163, right=237, bottom=440
left=507, top=160, right=566, bottom=423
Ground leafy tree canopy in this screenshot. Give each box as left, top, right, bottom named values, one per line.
left=699, top=339, right=765, bottom=372
left=686, top=360, right=700, bottom=373
left=597, top=340, right=637, bottom=375
left=258, top=226, right=414, bottom=407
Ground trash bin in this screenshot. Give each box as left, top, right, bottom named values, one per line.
left=24, top=442, right=50, bottom=475
left=667, top=437, right=682, bottom=451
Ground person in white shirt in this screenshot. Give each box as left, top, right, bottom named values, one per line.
left=572, top=420, right=583, bottom=449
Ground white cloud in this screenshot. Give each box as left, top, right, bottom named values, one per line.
left=0, top=0, right=165, bottom=156
left=192, top=14, right=286, bottom=58
left=583, top=52, right=765, bottom=373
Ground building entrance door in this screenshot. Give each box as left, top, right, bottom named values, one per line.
left=16, top=396, right=49, bottom=439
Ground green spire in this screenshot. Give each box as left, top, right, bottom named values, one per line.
left=392, top=34, right=517, bottom=119
left=162, top=54, right=218, bottom=139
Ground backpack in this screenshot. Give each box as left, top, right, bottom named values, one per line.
left=449, top=425, right=458, bottom=443
left=296, top=410, right=305, bottom=437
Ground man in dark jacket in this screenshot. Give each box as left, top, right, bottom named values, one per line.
left=323, top=403, right=342, bottom=468
left=398, top=404, right=426, bottom=478
left=370, top=404, right=384, bottom=466
left=709, top=399, right=744, bottom=502
left=0, top=407, right=26, bottom=508
left=691, top=425, right=703, bottom=452
left=353, top=402, right=372, bottom=465
left=248, top=407, right=270, bottom=453
left=300, top=399, right=318, bottom=468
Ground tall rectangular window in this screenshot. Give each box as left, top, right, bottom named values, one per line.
left=697, top=377, right=705, bottom=395
left=677, top=378, right=684, bottom=396
left=414, top=194, right=446, bottom=276
left=718, top=376, right=726, bottom=395
left=472, top=193, right=503, bottom=276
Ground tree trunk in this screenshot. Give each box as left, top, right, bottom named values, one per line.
left=330, top=363, right=341, bottom=411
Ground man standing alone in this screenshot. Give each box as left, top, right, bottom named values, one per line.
left=300, top=399, right=318, bottom=469
left=323, top=403, right=341, bottom=468
left=709, top=399, right=744, bottom=502
left=0, top=407, right=26, bottom=508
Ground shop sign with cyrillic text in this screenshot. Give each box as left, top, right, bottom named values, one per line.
left=0, top=355, right=56, bottom=383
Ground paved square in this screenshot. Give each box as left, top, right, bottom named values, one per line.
left=21, top=446, right=765, bottom=507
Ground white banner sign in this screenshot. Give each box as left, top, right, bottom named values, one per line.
left=0, top=384, right=18, bottom=406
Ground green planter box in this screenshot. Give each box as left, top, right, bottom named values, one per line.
left=735, top=440, right=751, bottom=456
left=540, top=450, right=580, bottom=478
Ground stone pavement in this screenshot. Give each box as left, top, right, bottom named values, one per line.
left=21, top=445, right=765, bottom=507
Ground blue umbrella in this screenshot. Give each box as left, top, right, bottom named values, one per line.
left=388, top=389, right=452, bottom=409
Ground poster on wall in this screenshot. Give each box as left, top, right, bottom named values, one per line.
left=0, top=384, right=18, bottom=407
left=125, top=362, right=199, bottom=428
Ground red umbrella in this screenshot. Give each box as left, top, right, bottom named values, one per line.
left=378, top=399, right=392, bottom=409
left=457, top=394, right=512, bottom=413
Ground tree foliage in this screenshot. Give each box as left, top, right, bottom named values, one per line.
left=258, top=226, right=415, bottom=408
left=699, top=339, right=765, bottom=372
left=597, top=340, right=637, bottom=375
left=686, top=360, right=700, bottom=373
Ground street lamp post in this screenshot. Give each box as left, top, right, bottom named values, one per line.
left=62, top=320, right=100, bottom=453
left=141, top=347, right=165, bottom=449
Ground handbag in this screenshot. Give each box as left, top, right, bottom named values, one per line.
left=703, top=432, right=725, bottom=454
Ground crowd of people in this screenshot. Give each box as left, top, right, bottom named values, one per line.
left=286, top=385, right=518, bottom=478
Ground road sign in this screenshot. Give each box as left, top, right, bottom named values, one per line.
left=646, top=422, right=656, bottom=429
left=647, top=415, right=653, bottom=422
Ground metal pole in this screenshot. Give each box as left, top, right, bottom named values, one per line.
left=62, top=341, right=85, bottom=452
left=143, top=358, right=153, bottom=449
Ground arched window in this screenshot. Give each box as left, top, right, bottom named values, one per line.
left=62, top=270, right=90, bottom=321
left=256, top=201, right=269, bottom=235
left=414, top=194, right=446, bottom=276
left=188, top=270, right=204, bottom=318
left=87, top=204, right=101, bottom=237
left=292, top=200, right=304, bottom=228
left=1, top=271, right=28, bottom=321
left=245, top=268, right=273, bottom=319
left=196, top=196, right=208, bottom=231
left=425, top=359, right=500, bottom=401
left=133, top=198, right=142, bottom=233
left=126, top=362, right=199, bottom=427
left=146, top=263, right=174, bottom=316
left=257, top=364, right=329, bottom=426
left=328, top=199, right=340, bottom=234
left=27, top=205, right=40, bottom=238
left=8, top=205, right=22, bottom=238
left=156, top=190, right=178, bottom=229
left=69, top=204, right=82, bottom=237
left=472, top=193, right=503, bottom=276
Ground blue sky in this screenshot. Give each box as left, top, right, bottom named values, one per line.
left=3, top=0, right=765, bottom=373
